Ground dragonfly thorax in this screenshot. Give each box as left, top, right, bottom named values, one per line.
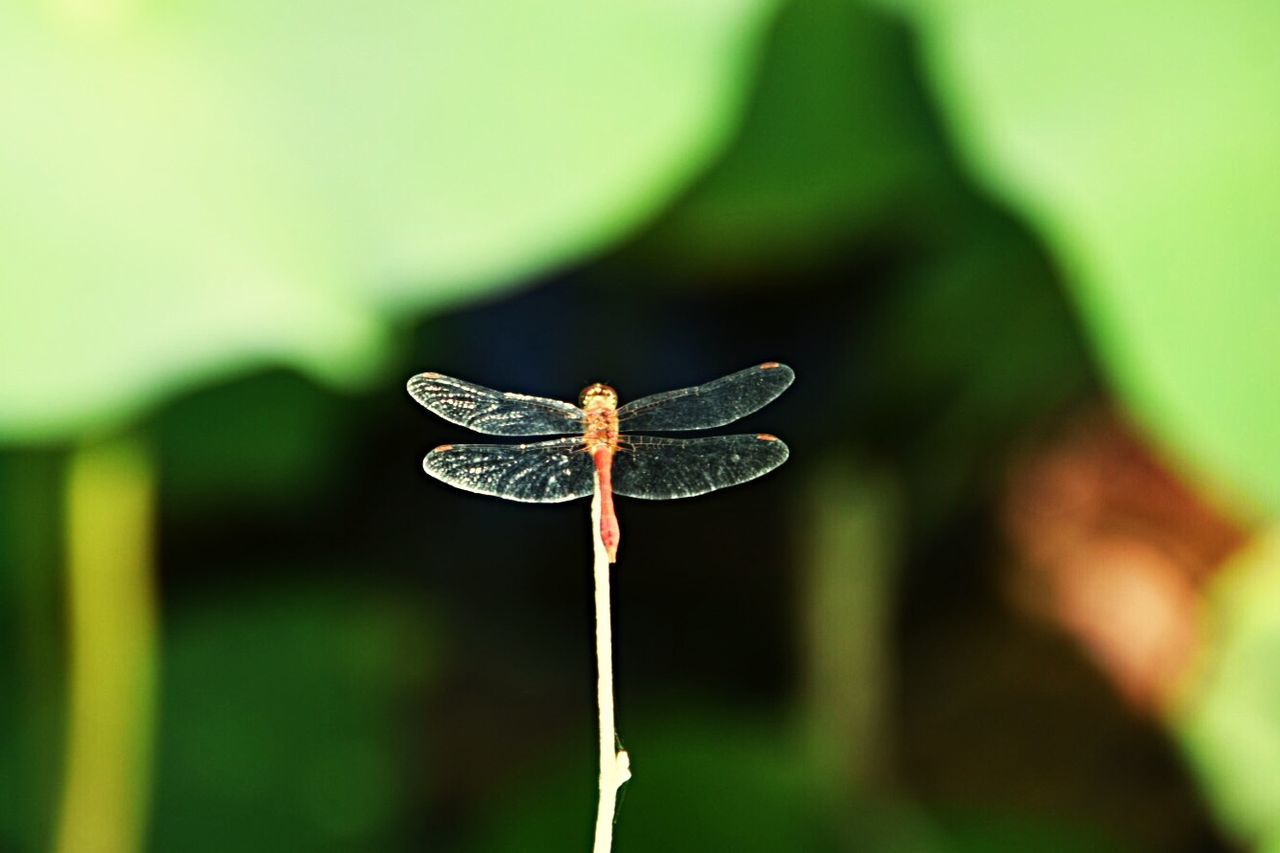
left=579, top=383, right=618, bottom=410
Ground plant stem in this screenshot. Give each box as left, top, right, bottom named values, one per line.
left=591, top=474, right=630, bottom=853
left=55, top=435, right=157, bottom=853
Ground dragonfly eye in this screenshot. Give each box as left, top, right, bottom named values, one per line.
left=579, top=383, right=618, bottom=409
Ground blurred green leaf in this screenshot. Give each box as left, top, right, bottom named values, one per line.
left=885, top=0, right=1280, bottom=516
left=866, top=221, right=1094, bottom=523
left=152, top=370, right=349, bottom=513
left=929, top=809, right=1127, bottom=853
left=637, top=0, right=947, bottom=271
left=1176, top=531, right=1280, bottom=850
left=0, top=0, right=779, bottom=441
left=150, top=585, right=435, bottom=852
left=467, top=709, right=824, bottom=852
left=466, top=706, right=1123, bottom=852
left=0, top=452, right=64, bottom=852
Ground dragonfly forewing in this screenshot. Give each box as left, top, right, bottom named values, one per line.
left=612, top=434, right=789, bottom=500
left=615, top=363, right=794, bottom=432
left=424, top=438, right=595, bottom=503
left=408, top=373, right=585, bottom=436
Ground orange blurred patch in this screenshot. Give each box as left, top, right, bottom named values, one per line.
left=1002, top=407, right=1250, bottom=713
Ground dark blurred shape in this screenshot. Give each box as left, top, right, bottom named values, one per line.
left=896, top=504, right=1232, bottom=852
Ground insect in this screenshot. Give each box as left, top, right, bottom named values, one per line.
left=406, top=362, right=794, bottom=562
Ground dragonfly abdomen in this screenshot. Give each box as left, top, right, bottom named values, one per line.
left=593, top=447, right=620, bottom=562
left=580, top=384, right=622, bottom=561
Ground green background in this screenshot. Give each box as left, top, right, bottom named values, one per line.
left=2, top=0, right=1276, bottom=850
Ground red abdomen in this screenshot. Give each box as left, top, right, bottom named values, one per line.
left=593, top=448, right=620, bottom=562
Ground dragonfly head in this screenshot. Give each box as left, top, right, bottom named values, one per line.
left=579, top=382, right=618, bottom=410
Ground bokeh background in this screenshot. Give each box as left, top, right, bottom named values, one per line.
left=3, top=1, right=1278, bottom=851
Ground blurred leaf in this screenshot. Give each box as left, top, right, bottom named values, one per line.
left=871, top=223, right=1091, bottom=425
left=466, top=706, right=1122, bottom=852
left=865, top=223, right=1094, bottom=523
left=929, top=809, right=1127, bottom=853
left=152, top=370, right=349, bottom=513
left=1176, top=530, right=1280, bottom=850
left=885, top=0, right=1280, bottom=517
left=637, top=0, right=947, bottom=271
left=0, top=452, right=64, bottom=852
left=467, top=710, right=825, bottom=852
left=0, top=0, right=779, bottom=442
left=150, top=585, right=435, bottom=852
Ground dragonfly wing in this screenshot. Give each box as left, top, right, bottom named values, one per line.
left=612, top=434, right=789, bottom=500
left=615, top=363, right=794, bottom=432
left=423, top=438, right=595, bottom=503
left=407, top=373, right=585, bottom=436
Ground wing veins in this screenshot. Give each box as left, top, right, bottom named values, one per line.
left=422, top=437, right=594, bottom=503
left=615, top=363, right=794, bottom=432
left=612, top=433, right=788, bottom=500
left=407, top=373, right=585, bottom=436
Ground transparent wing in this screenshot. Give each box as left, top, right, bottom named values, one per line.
left=612, top=434, right=789, bottom=500
left=423, top=438, right=594, bottom=503
left=615, top=363, right=794, bottom=432
left=407, top=372, right=585, bottom=436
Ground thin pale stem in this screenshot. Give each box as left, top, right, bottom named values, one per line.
left=55, top=435, right=157, bottom=853
left=591, top=475, right=630, bottom=853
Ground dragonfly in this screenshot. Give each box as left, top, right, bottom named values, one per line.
left=406, top=362, right=793, bottom=562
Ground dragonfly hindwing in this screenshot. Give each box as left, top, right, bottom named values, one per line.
left=612, top=434, right=789, bottom=500
left=423, top=438, right=594, bottom=503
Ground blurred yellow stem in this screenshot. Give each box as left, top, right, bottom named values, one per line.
left=591, top=475, right=630, bottom=853
left=55, top=436, right=156, bottom=853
